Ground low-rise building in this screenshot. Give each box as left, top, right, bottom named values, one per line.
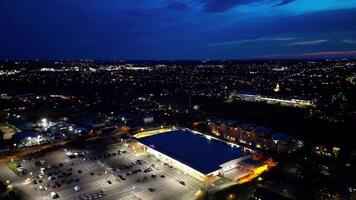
left=135, top=129, right=265, bottom=182
left=207, top=119, right=299, bottom=153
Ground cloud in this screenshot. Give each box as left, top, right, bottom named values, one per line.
left=272, top=0, right=295, bottom=7
left=343, top=39, right=356, bottom=44
left=200, top=0, right=295, bottom=13
left=164, top=1, right=189, bottom=10
left=258, top=50, right=356, bottom=58
left=287, top=39, right=329, bottom=46
left=210, top=36, right=296, bottom=46
left=301, top=50, right=356, bottom=56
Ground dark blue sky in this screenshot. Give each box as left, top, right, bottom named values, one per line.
left=1, top=0, right=356, bottom=60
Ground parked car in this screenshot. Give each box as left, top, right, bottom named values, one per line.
left=50, top=192, right=59, bottom=199
left=74, top=185, right=80, bottom=192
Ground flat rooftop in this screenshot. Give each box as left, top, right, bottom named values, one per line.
left=137, top=129, right=248, bottom=174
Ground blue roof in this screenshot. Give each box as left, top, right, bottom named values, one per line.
left=12, top=131, right=38, bottom=142
left=78, top=119, right=94, bottom=128
left=254, top=126, right=272, bottom=135
left=73, top=127, right=87, bottom=134
left=11, top=120, right=36, bottom=130
left=238, top=123, right=253, bottom=129
left=212, top=119, right=240, bottom=126
left=272, top=132, right=290, bottom=141
left=138, top=130, right=248, bottom=174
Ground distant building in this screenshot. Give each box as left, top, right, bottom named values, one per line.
left=72, top=127, right=87, bottom=134
left=207, top=119, right=299, bottom=153
left=114, top=114, right=131, bottom=123
left=47, top=122, right=87, bottom=140
left=11, top=120, right=36, bottom=131
left=231, top=92, right=316, bottom=108
left=207, top=119, right=241, bottom=141
left=254, top=126, right=273, bottom=150
left=271, top=132, right=291, bottom=153
left=142, top=115, right=154, bottom=125
left=12, top=130, right=45, bottom=147
left=312, top=145, right=341, bottom=158
left=238, top=123, right=256, bottom=145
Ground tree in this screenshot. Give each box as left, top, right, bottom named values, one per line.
left=0, top=180, right=6, bottom=193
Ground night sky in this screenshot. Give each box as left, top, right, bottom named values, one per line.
left=1, top=0, right=356, bottom=60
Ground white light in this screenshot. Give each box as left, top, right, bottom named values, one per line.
left=41, top=118, right=47, bottom=123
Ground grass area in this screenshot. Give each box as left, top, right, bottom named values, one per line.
left=0, top=123, right=18, bottom=140
left=6, top=162, right=20, bottom=176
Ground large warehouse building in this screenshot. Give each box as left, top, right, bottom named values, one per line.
left=136, top=129, right=260, bottom=181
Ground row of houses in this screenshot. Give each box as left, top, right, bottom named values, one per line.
left=207, top=119, right=303, bottom=153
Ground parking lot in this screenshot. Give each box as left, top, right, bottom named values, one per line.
left=1, top=141, right=207, bottom=200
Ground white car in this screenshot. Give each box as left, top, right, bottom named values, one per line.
left=74, top=186, right=80, bottom=192
left=50, top=192, right=59, bottom=199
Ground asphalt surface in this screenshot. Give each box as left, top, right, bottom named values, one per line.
left=1, top=141, right=209, bottom=200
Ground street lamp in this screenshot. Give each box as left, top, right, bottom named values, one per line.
left=274, top=140, right=279, bottom=153
left=41, top=118, right=47, bottom=123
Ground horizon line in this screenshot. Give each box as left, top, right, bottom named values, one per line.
left=0, top=57, right=355, bottom=62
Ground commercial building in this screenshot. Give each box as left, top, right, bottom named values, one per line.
left=135, top=129, right=256, bottom=181
left=233, top=92, right=316, bottom=108
left=12, top=130, right=45, bottom=147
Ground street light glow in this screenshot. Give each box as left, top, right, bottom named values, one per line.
left=41, top=118, right=47, bottom=123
